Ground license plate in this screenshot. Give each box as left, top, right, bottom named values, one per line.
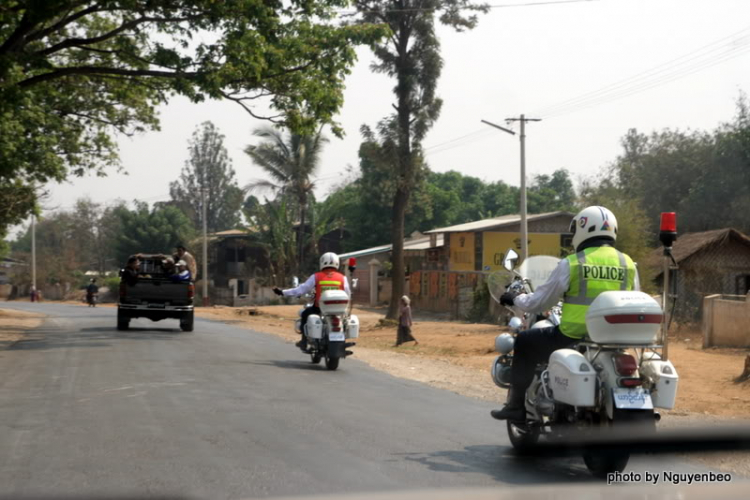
left=612, top=388, right=654, bottom=410
left=328, top=332, right=345, bottom=342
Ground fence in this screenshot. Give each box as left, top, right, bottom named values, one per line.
left=702, top=294, right=750, bottom=347
left=408, top=270, right=492, bottom=320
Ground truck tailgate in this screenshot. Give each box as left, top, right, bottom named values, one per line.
left=122, top=279, right=192, bottom=305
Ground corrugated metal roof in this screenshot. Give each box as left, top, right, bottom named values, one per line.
left=424, top=211, right=573, bottom=234
left=339, top=234, right=444, bottom=259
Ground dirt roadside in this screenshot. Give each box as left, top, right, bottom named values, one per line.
left=0, top=308, right=45, bottom=349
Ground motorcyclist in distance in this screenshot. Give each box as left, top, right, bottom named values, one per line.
left=491, top=206, right=640, bottom=421
left=273, top=252, right=351, bottom=350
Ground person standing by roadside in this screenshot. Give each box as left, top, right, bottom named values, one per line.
left=395, top=295, right=418, bottom=347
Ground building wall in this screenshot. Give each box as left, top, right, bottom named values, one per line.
left=670, top=239, right=750, bottom=322
left=703, top=295, right=750, bottom=347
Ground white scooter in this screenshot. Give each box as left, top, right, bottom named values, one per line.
left=489, top=248, right=679, bottom=478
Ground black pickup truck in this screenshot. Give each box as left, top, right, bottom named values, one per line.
left=117, top=254, right=195, bottom=331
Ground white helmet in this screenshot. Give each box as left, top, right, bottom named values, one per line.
left=570, top=206, right=618, bottom=252
left=319, top=252, right=340, bottom=271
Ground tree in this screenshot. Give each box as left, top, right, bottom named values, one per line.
left=527, top=169, right=576, bottom=214
left=0, top=179, right=36, bottom=246
left=244, top=196, right=298, bottom=284
left=113, top=202, right=194, bottom=265
left=169, top=122, right=243, bottom=234
left=245, top=126, right=328, bottom=274
left=0, top=1, right=386, bottom=227
left=353, top=0, right=488, bottom=319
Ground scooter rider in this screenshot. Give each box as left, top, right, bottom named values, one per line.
left=491, top=206, right=640, bottom=421
left=273, top=252, right=351, bottom=350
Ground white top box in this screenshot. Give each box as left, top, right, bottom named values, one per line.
left=319, top=290, right=350, bottom=316
left=585, top=291, right=662, bottom=345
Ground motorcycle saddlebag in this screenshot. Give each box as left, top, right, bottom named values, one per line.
left=346, top=314, right=360, bottom=339
left=548, top=349, right=596, bottom=407
left=640, top=352, right=679, bottom=409
left=306, top=315, right=323, bottom=340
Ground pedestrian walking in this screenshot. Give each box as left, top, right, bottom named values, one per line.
left=395, top=295, right=418, bottom=347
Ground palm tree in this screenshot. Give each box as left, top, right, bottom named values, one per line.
left=245, top=126, right=328, bottom=274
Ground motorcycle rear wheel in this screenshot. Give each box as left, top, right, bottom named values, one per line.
left=325, top=355, right=340, bottom=371
left=583, top=408, right=655, bottom=479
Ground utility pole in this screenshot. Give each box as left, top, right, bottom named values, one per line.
left=201, top=187, right=209, bottom=307
left=31, top=215, right=36, bottom=296
left=504, top=114, right=541, bottom=262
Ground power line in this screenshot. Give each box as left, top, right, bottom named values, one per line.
left=533, top=25, right=750, bottom=118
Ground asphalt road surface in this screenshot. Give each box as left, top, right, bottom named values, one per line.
left=0, top=303, right=726, bottom=499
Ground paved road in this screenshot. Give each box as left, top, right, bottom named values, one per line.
left=0, top=303, right=717, bottom=498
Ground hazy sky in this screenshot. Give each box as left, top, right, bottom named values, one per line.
left=28, top=0, right=750, bottom=228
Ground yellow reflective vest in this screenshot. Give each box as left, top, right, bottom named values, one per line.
left=560, top=246, right=636, bottom=339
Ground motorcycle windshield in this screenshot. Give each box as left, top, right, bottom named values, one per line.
left=518, top=255, right=561, bottom=291
left=487, top=269, right=515, bottom=303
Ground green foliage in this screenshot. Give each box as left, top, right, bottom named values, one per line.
left=528, top=169, right=576, bottom=214
left=465, top=282, right=492, bottom=323
left=245, top=125, right=328, bottom=273
left=169, top=121, right=243, bottom=233
left=319, top=166, right=574, bottom=252
left=0, top=0, right=387, bottom=228
left=245, top=196, right=297, bottom=284
left=606, top=94, right=750, bottom=235
left=0, top=179, right=37, bottom=237
left=113, top=202, right=195, bottom=265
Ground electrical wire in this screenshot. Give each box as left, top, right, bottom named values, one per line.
left=533, top=26, right=750, bottom=118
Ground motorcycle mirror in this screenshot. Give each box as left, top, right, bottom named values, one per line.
left=503, top=248, right=519, bottom=271
left=292, top=276, right=299, bottom=288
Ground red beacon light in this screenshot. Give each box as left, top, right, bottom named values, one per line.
left=659, top=212, right=677, bottom=247
left=348, top=257, right=357, bottom=272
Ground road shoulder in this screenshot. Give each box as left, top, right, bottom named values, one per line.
left=0, top=307, right=45, bottom=349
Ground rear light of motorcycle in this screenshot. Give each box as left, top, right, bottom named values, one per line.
left=618, top=377, right=643, bottom=388
left=613, top=353, right=638, bottom=376
left=119, top=281, right=127, bottom=299
left=187, top=284, right=195, bottom=299
left=331, top=316, right=341, bottom=332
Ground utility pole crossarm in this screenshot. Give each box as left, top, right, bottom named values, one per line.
left=480, top=119, right=515, bottom=135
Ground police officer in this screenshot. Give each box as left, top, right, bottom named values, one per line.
left=491, top=206, right=640, bottom=421
left=273, top=252, right=351, bottom=350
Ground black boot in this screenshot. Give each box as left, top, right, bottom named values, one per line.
left=491, top=387, right=525, bottom=421
left=295, top=337, right=307, bottom=350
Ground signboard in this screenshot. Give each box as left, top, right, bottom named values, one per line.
left=449, top=232, right=475, bottom=271
left=482, top=232, right=563, bottom=272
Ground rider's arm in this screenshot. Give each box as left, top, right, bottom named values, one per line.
left=634, top=264, right=641, bottom=291
left=282, top=274, right=316, bottom=297
left=512, top=259, right=570, bottom=313
left=344, top=276, right=351, bottom=296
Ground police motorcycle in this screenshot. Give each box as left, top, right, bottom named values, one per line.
left=488, top=248, right=679, bottom=478
left=292, top=259, right=360, bottom=371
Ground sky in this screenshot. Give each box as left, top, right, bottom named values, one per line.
left=20, top=0, right=750, bottom=233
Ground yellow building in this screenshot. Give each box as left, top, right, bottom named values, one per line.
left=425, top=211, right=574, bottom=272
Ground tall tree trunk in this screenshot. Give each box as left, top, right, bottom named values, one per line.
left=387, top=186, right=409, bottom=319
left=298, top=196, right=306, bottom=276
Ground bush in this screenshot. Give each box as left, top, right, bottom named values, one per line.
left=465, top=283, right=493, bottom=323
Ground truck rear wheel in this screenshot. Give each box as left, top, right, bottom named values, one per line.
left=117, top=309, right=130, bottom=331
left=180, top=311, right=194, bottom=332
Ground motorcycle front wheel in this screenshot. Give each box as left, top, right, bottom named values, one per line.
left=311, top=352, right=322, bottom=364
left=507, top=420, right=540, bottom=453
